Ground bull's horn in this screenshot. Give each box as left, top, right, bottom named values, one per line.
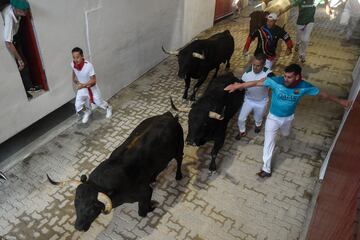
left=192, top=52, right=205, bottom=60
left=0, top=172, right=7, bottom=181
left=209, top=111, right=224, bottom=120
left=170, top=96, right=191, bottom=113
left=161, top=46, right=179, bottom=55
left=46, top=174, right=81, bottom=188
left=97, top=192, right=112, bottom=214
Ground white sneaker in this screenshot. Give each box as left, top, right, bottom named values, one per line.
left=76, top=112, right=82, bottom=123
left=106, top=106, right=112, bottom=119
left=82, top=110, right=91, bottom=123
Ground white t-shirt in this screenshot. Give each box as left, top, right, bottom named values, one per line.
left=345, top=0, right=360, bottom=17
left=1, top=5, right=20, bottom=42
left=71, top=60, right=95, bottom=84
left=241, top=66, right=272, bottom=102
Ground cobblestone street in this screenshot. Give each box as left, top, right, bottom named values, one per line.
left=0, top=4, right=359, bottom=240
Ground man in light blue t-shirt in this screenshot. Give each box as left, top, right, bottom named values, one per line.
left=225, top=64, right=350, bottom=178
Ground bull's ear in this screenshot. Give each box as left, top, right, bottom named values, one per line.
left=209, top=111, right=224, bottom=120
left=80, top=175, right=87, bottom=183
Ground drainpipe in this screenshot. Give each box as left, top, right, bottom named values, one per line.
left=85, top=0, right=102, bottom=62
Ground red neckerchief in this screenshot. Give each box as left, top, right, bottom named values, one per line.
left=288, top=74, right=302, bottom=88
left=73, top=59, right=85, bottom=71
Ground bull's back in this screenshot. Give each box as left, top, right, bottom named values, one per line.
left=208, top=31, right=234, bottom=60
left=90, top=112, right=183, bottom=187
left=192, top=73, right=242, bottom=115
left=205, top=73, right=244, bottom=119
left=113, top=112, right=182, bottom=176
left=205, top=73, right=238, bottom=97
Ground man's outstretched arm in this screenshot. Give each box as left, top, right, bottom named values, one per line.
left=318, top=91, right=352, bottom=108
left=224, top=78, right=266, bottom=93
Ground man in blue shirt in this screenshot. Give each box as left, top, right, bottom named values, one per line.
left=225, top=64, right=351, bottom=178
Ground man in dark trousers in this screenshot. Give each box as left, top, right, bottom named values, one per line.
left=243, top=12, right=293, bottom=69
left=1, top=0, right=40, bottom=99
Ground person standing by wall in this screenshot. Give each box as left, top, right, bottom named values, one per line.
left=71, top=47, right=112, bottom=124
left=232, top=0, right=242, bottom=16
left=1, top=0, right=40, bottom=99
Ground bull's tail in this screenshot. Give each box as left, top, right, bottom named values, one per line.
left=170, top=96, right=179, bottom=112
left=169, top=96, right=191, bottom=113
left=47, top=174, right=61, bottom=186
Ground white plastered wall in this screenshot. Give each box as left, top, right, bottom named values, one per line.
left=0, top=0, right=215, bottom=144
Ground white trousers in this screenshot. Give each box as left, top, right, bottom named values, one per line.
left=238, top=99, right=268, bottom=133
left=262, top=113, right=294, bottom=173
left=75, top=86, right=108, bottom=113
left=346, top=16, right=360, bottom=40
left=296, top=22, right=314, bottom=57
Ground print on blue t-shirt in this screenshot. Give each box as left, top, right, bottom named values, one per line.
left=264, top=76, right=319, bottom=117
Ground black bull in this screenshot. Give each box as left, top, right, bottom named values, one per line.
left=162, top=30, right=234, bottom=101
left=171, top=72, right=244, bottom=173
left=47, top=112, right=184, bottom=232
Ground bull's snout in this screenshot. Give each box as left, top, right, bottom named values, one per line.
left=75, top=222, right=91, bottom=232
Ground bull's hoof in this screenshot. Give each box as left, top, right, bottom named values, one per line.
left=190, top=95, right=196, bottom=101
left=147, top=200, right=158, bottom=213
left=175, top=172, right=183, bottom=180
left=182, top=95, right=188, bottom=100
left=150, top=200, right=159, bottom=210
left=138, top=210, right=148, bottom=217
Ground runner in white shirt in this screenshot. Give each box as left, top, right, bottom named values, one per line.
left=235, top=54, right=273, bottom=140
left=71, top=47, right=112, bottom=124
left=1, top=1, right=40, bottom=99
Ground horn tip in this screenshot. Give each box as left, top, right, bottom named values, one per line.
left=46, top=174, right=59, bottom=185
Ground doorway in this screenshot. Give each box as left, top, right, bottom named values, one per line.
left=214, top=0, right=234, bottom=21
left=19, top=12, right=48, bottom=91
